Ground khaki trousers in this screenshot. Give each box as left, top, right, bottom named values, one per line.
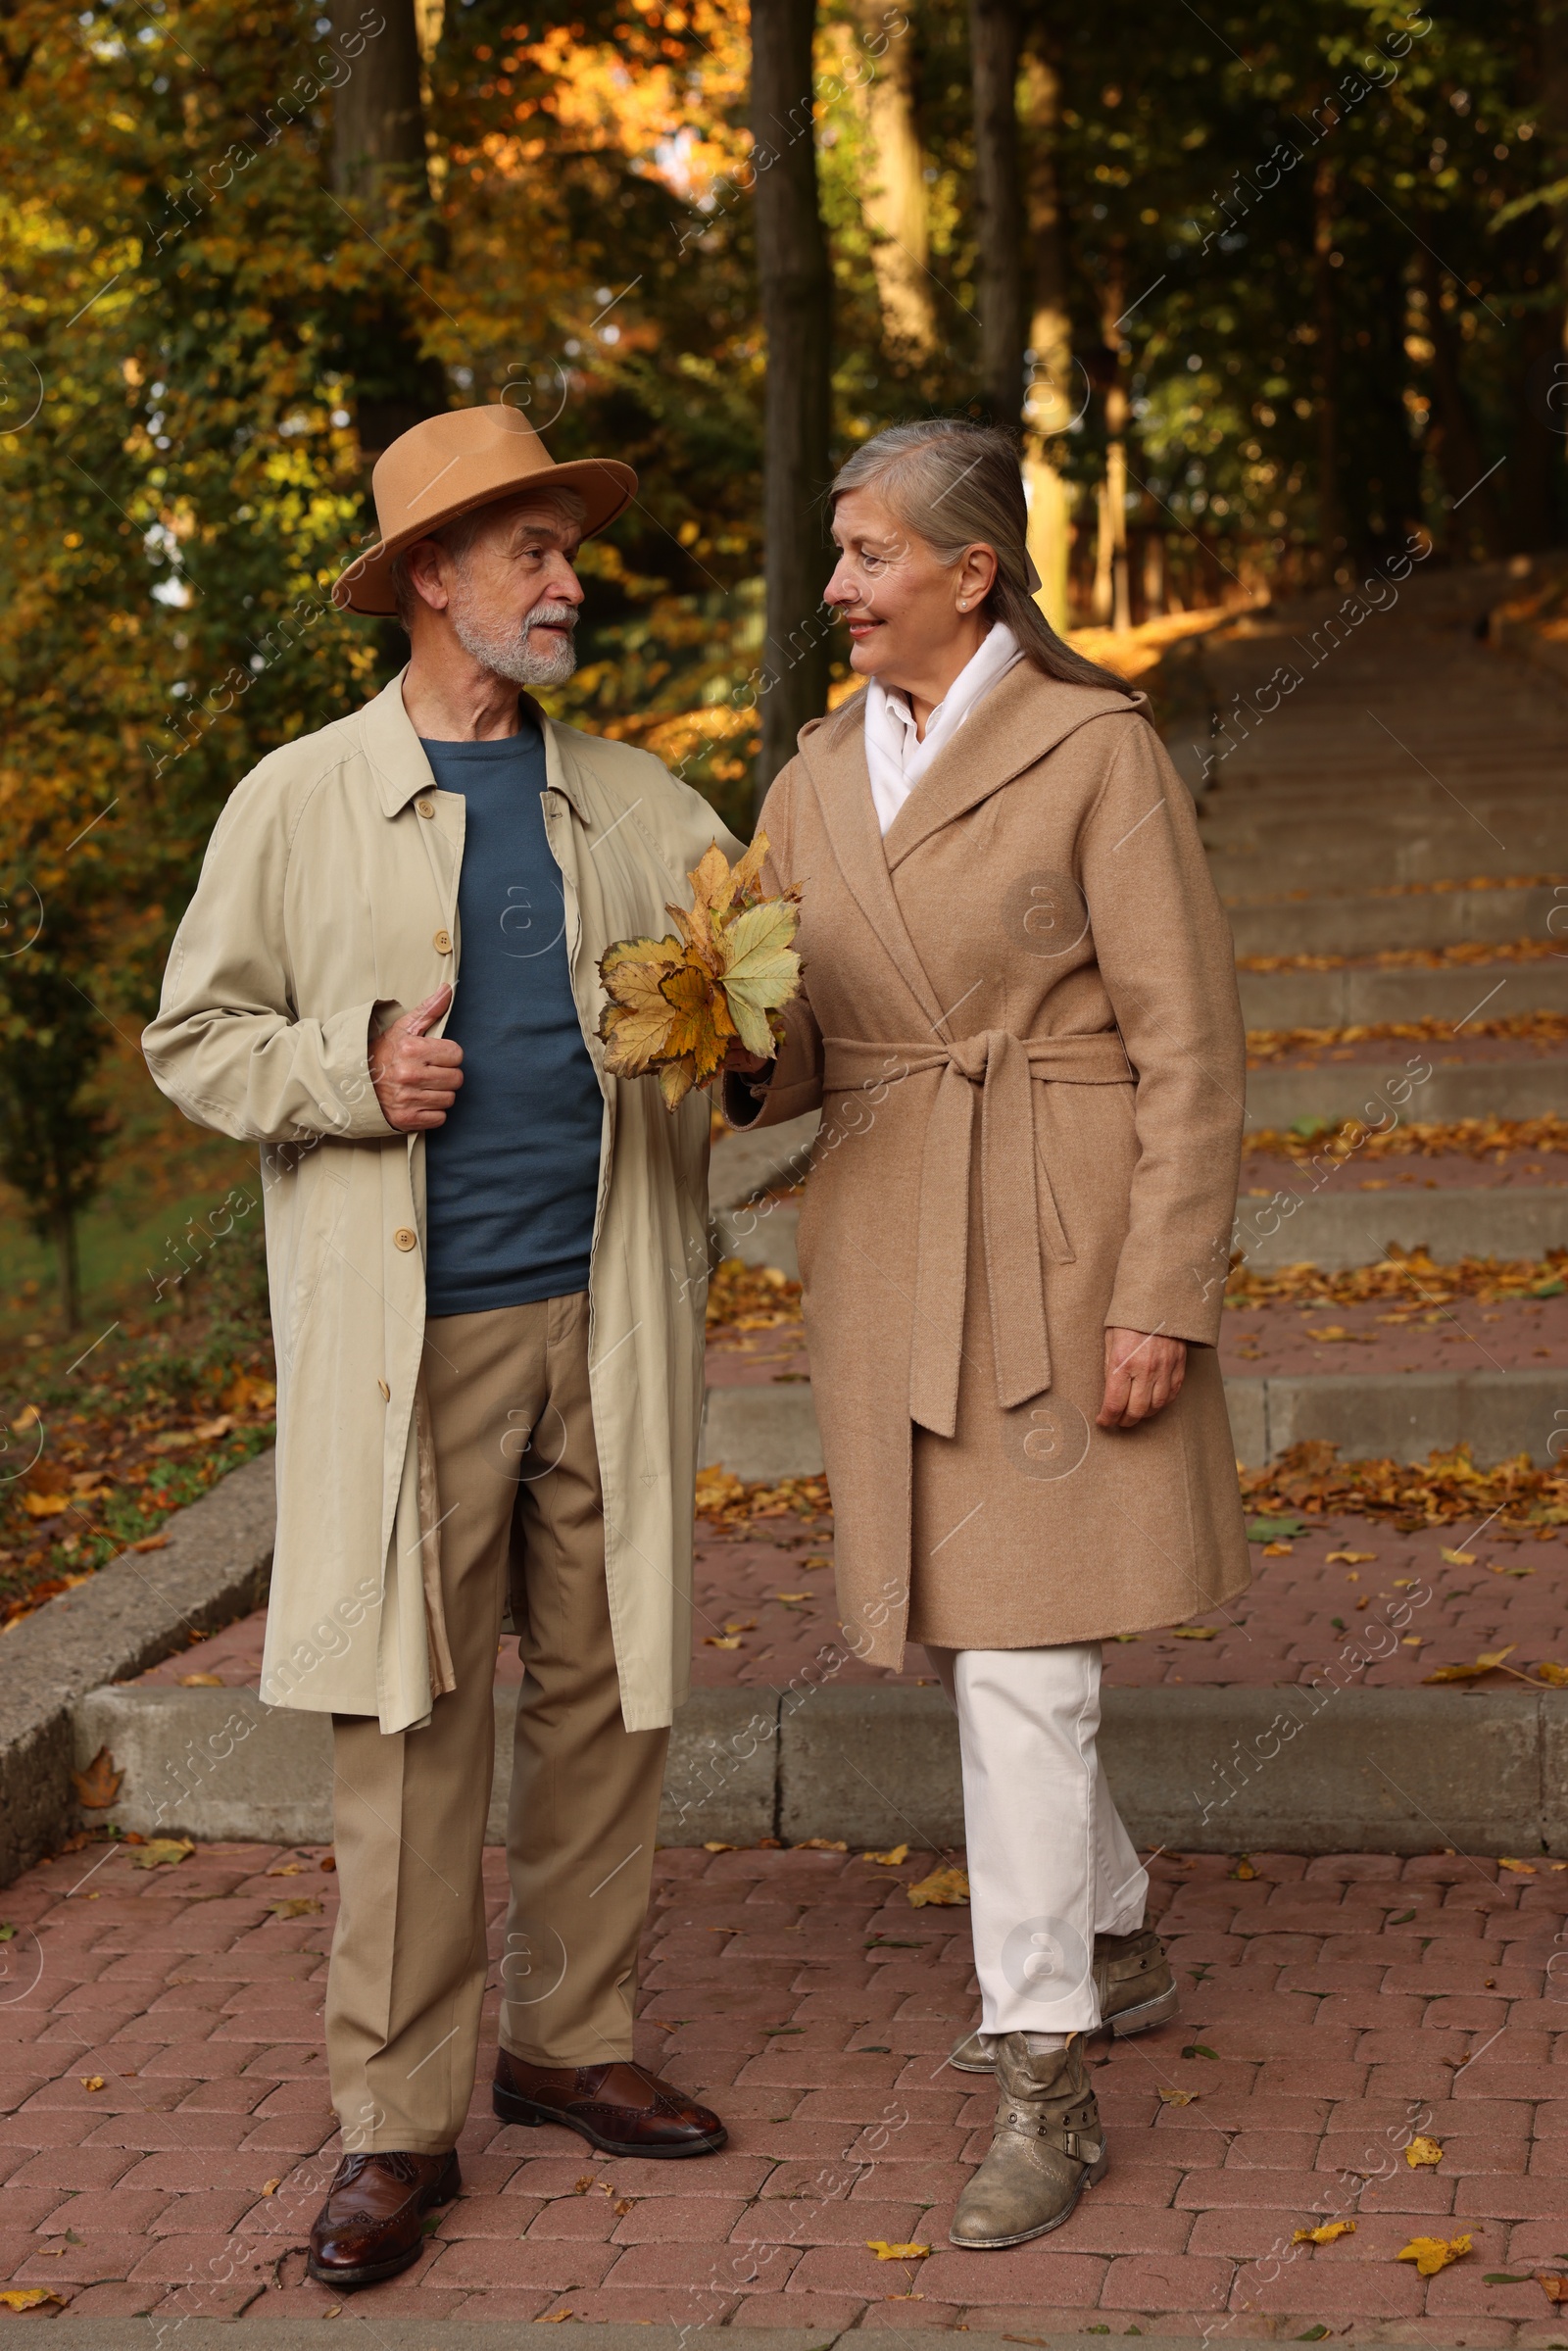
left=325, top=1294, right=669, bottom=2154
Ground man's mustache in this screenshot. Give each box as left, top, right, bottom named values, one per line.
left=524, top=603, right=578, bottom=635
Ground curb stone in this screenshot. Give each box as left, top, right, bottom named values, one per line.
left=0, top=1451, right=275, bottom=1886
left=65, top=1679, right=1568, bottom=1859
left=0, top=2331, right=1467, bottom=2350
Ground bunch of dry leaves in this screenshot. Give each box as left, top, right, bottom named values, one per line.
left=1244, top=1113, right=1568, bottom=1165
left=694, top=1465, right=832, bottom=1530
left=704, top=1259, right=803, bottom=1332
left=1240, top=1439, right=1568, bottom=1535
left=598, top=836, right=801, bottom=1107
left=1225, top=1245, right=1566, bottom=1310
left=1246, top=1010, right=1568, bottom=1065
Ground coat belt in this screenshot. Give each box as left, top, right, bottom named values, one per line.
left=821, top=1031, right=1134, bottom=1439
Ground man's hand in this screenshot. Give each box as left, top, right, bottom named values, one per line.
left=1097, top=1327, right=1187, bottom=1430
left=369, top=986, right=464, bottom=1131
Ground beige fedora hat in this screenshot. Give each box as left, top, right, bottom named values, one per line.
left=331, top=403, right=637, bottom=615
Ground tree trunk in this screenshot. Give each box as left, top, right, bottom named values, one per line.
left=1092, top=480, right=1113, bottom=621
left=1311, top=156, right=1343, bottom=580
left=1101, top=262, right=1131, bottom=633
left=855, top=0, right=934, bottom=356
left=1019, top=40, right=1071, bottom=630
left=52, top=1197, right=80, bottom=1334
left=752, top=0, right=835, bottom=805
left=331, top=0, right=428, bottom=207
left=1417, top=247, right=1503, bottom=557
left=1142, top=530, right=1165, bottom=619
left=968, top=0, right=1024, bottom=425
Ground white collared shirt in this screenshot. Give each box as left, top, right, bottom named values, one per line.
left=862, top=621, right=1024, bottom=836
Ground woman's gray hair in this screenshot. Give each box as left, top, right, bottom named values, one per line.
left=388, top=485, right=588, bottom=633
left=830, top=419, right=1135, bottom=698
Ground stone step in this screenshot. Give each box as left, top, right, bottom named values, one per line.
left=1244, top=1054, right=1563, bottom=1131
left=1235, top=1183, right=1568, bottom=1269
left=1225, top=882, right=1560, bottom=955
left=75, top=1678, right=1568, bottom=1857
left=701, top=1365, right=1564, bottom=1477
left=1208, top=828, right=1562, bottom=895
left=1238, top=959, right=1568, bottom=1030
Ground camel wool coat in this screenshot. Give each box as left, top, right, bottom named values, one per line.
left=734, top=661, right=1250, bottom=1668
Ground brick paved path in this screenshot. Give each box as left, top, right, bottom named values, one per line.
left=4, top=1842, right=1568, bottom=2333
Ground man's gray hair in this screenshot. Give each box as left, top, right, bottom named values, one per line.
left=388, top=486, right=588, bottom=632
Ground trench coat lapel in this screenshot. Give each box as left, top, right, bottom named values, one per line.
left=795, top=693, right=948, bottom=1033
left=882, top=668, right=1149, bottom=872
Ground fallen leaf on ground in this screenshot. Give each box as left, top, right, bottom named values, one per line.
left=794, top=1837, right=847, bottom=1852
left=179, top=1673, right=223, bottom=1688
left=861, top=1844, right=909, bottom=1866
left=21, top=1492, right=71, bottom=1517
left=906, top=1867, right=969, bottom=1907
left=1497, top=1857, right=1538, bottom=1875
left=1158, top=2086, right=1198, bottom=2105
left=866, top=2241, right=931, bottom=2261
left=1405, top=2135, right=1443, bottom=2168
left=613, top=2197, right=633, bottom=2217
left=318, top=1852, right=336, bottom=1871
left=261, top=2180, right=281, bottom=2196
left=1441, top=1546, right=1477, bottom=1565
left=703, top=1634, right=742, bottom=1648
left=79, top=2076, right=106, bottom=2092
left=1424, top=1647, right=1515, bottom=1684
left=71, top=1747, right=122, bottom=1809
left=1535, top=1661, right=1568, bottom=1687
left=1182, top=2043, right=1220, bottom=2061
left=702, top=1841, right=735, bottom=1853
left=130, top=1838, right=194, bottom=1869
left=1326, top=1549, right=1377, bottom=1564
left=539, top=2312, right=572, bottom=2324
left=1232, top=1859, right=1256, bottom=1880
left=572, top=2178, right=596, bottom=2194
left=1174, top=1625, right=1219, bottom=1639
left=1294, top=2221, right=1356, bottom=2244
left=772, top=1592, right=812, bottom=1603
left=267, top=1863, right=307, bottom=1876
left=1261, top=1540, right=1294, bottom=1556
left=0, top=2290, right=64, bottom=2311
left=129, top=1534, right=170, bottom=1552
left=1397, top=2233, right=1472, bottom=2277
left=267, top=1896, right=321, bottom=1918
left=1538, top=2275, right=1568, bottom=2304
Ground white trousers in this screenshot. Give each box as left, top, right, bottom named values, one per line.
left=927, top=1641, right=1148, bottom=2034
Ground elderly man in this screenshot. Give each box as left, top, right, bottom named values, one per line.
left=144, top=405, right=743, bottom=2289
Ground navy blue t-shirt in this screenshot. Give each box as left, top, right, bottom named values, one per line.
left=418, top=726, right=603, bottom=1316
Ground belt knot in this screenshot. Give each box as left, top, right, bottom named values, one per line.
left=944, top=1029, right=1008, bottom=1084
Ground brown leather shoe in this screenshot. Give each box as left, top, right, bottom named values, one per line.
left=306, top=2148, right=461, bottom=2289
left=493, top=2047, right=726, bottom=2158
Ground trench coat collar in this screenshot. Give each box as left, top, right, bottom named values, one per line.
left=794, top=664, right=1149, bottom=1029
left=359, top=668, right=592, bottom=822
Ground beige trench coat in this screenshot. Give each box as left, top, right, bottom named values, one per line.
left=145, top=672, right=740, bottom=1734
left=737, top=661, right=1250, bottom=1668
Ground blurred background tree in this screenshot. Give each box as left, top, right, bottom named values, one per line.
left=0, top=0, right=1561, bottom=1316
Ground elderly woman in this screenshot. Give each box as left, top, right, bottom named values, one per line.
left=726, top=419, right=1250, bottom=2249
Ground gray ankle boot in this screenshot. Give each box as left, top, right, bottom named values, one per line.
left=949, top=2031, right=1107, bottom=2248
left=949, top=1926, right=1178, bottom=2072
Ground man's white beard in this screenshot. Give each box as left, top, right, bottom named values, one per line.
left=450, top=587, right=578, bottom=688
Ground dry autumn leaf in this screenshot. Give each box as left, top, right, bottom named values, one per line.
left=1397, top=2233, right=1472, bottom=2277
left=79, top=2076, right=106, bottom=2092
left=1441, top=1546, right=1477, bottom=1566
left=866, top=2240, right=932, bottom=2261
left=1405, top=2136, right=1443, bottom=2169
left=862, top=1844, right=910, bottom=1866
left=179, top=1673, right=223, bottom=1688
left=1424, top=1646, right=1515, bottom=1684
left=1326, top=1549, right=1377, bottom=1564
left=703, top=1635, right=742, bottom=1649
left=266, top=1863, right=307, bottom=1877
left=1174, top=1626, right=1219, bottom=1640
left=71, top=1747, right=122, bottom=1809
left=1497, top=1857, right=1538, bottom=1875
left=1157, top=2085, right=1198, bottom=2105
left=262, top=2179, right=282, bottom=2196
left=1538, top=2275, right=1568, bottom=2305
left=0, top=2290, right=64, bottom=2312
left=1535, top=1661, right=1568, bottom=1687
left=21, top=1490, right=71, bottom=1517
left=130, top=1838, right=194, bottom=1869
left=702, top=1841, right=736, bottom=1853
left=1294, top=2221, right=1356, bottom=2244
left=1261, top=1540, right=1294, bottom=1556
left=267, top=1896, right=322, bottom=1918
left=794, top=1837, right=848, bottom=1852
left=907, top=1866, right=970, bottom=1908
left=597, top=836, right=802, bottom=1107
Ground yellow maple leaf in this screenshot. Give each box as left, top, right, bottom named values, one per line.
left=720, top=897, right=802, bottom=1056
left=1158, top=2085, right=1198, bottom=2105
left=1261, top=1539, right=1293, bottom=1556
left=0, top=2290, right=64, bottom=2311
left=79, top=2075, right=106, bottom=2092
left=1293, top=2220, right=1355, bottom=2245
left=1441, top=1546, right=1476, bottom=1566
left=1535, top=1661, right=1568, bottom=1687
left=597, top=933, right=687, bottom=1078
left=1397, top=2233, right=1472, bottom=2277
left=1423, top=1645, right=1515, bottom=1684
left=1327, top=1548, right=1377, bottom=1564
left=1497, top=1856, right=1537, bottom=1875
left=866, top=2240, right=931, bottom=2261
left=21, top=1491, right=71, bottom=1517
left=129, top=1838, right=194, bottom=1869
left=1405, top=2135, right=1443, bottom=2168
left=861, top=1843, right=909, bottom=1866
left=660, top=959, right=736, bottom=1072
left=907, top=1866, right=969, bottom=1908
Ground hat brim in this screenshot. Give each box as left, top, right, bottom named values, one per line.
left=331, top=455, right=639, bottom=615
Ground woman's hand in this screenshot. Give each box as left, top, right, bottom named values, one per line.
left=1097, top=1328, right=1187, bottom=1429
left=720, top=1040, right=771, bottom=1077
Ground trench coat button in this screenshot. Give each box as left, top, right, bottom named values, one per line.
left=377, top=1379, right=391, bottom=1400
left=393, top=1227, right=417, bottom=1252
left=416, top=796, right=435, bottom=818
left=433, top=928, right=452, bottom=954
